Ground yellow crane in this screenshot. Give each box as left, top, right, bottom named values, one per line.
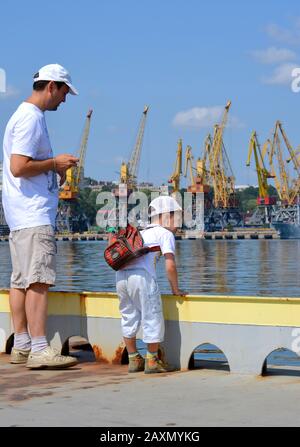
left=59, top=109, right=93, bottom=200
left=246, top=131, right=276, bottom=205
left=209, top=100, right=235, bottom=208
left=268, top=121, right=300, bottom=205
left=168, top=139, right=183, bottom=193
left=183, top=144, right=210, bottom=193
left=200, top=133, right=213, bottom=185
left=119, top=106, right=149, bottom=192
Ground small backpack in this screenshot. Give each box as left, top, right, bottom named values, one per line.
left=104, top=224, right=160, bottom=271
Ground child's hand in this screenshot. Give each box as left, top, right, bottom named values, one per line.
left=172, top=289, right=188, bottom=296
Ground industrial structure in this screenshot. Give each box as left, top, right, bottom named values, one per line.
left=184, top=144, right=210, bottom=194
left=202, top=101, right=242, bottom=230
left=267, top=121, right=300, bottom=206
left=103, top=105, right=150, bottom=229
left=118, top=105, right=149, bottom=195
left=168, top=139, right=183, bottom=193
left=166, top=101, right=243, bottom=231
left=56, top=109, right=93, bottom=233
left=208, top=101, right=234, bottom=208
left=167, top=101, right=243, bottom=231
left=246, top=131, right=276, bottom=225
left=266, top=121, right=300, bottom=237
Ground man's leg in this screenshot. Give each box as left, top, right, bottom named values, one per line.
left=25, top=282, right=77, bottom=369
left=9, top=288, right=27, bottom=333
left=9, top=232, right=31, bottom=354
left=25, top=283, right=48, bottom=338
left=9, top=288, right=31, bottom=363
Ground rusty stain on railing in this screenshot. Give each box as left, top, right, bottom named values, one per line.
left=92, top=345, right=109, bottom=364
left=112, top=344, right=125, bottom=365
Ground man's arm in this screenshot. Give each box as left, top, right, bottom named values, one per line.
left=10, top=153, right=79, bottom=178
left=164, top=253, right=186, bottom=296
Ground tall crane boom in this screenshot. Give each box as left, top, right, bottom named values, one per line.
left=183, top=145, right=194, bottom=187
left=246, top=131, right=276, bottom=205
left=120, top=106, right=149, bottom=191
left=211, top=101, right=231, bottom=168
left=199, top=133, right=212, bottom=184
left=209, top=100, right=235, bottom=208
left=75, top=109, right=93, bottom=189
left=168, top=139, right=183, bottom=193
left=59, top=109, right=93, bottom=200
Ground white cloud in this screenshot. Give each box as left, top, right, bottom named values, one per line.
left=266, top=22, right=300, bottom=46
left=0, top=84, right=20, bottom=99
left=262, top=63, right=299, bottom=85
left=172, top=106, right=243, bottom=129
left=251, top=47, right=297, bottom=64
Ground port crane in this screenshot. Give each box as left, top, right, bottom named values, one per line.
left=268, top=121, right=300, bottom=206
left=183, top=143, right=212, bottom=231
left=168, top=139, right=183, bottom=193
left=119, top=106, right=149, bottom=194
left=209, top=100, right=236, bottom=208
left=200, top=133, right=213, bottom=187
left=246, top=131, right=276, bottom=206
left=56, top=109, right=93, bottom=232
left=183, top=144, right=210, bottom=194
left=205, top=100, right=242, bottom=230
left=59, top=110, right=93, bottom=201
left=246, top=131, right=276, bottom=226
left=266, top=121, right=300, bottom=229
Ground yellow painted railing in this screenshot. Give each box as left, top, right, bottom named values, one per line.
left=1, top=289, right=300, bottom=327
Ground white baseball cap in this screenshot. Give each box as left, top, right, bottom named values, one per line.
left=33, top=63, right=78, bottom=95
left=149, top=196, right=182, bottom=217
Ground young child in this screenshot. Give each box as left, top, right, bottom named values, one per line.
left=115, top=196, right=186, bottom=374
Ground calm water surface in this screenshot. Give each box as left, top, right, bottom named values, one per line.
left=0, top=239, right=299, bottom=296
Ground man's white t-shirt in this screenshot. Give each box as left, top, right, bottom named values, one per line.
left=2, top=102, right=58, bottom=231
left=122, top=224, right=176, bottom=278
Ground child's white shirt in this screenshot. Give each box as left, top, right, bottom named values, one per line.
left=121, top=224, right=175, bottom=278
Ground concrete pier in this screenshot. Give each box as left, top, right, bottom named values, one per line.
left=0, top=351, right=300, bottom=427
left=0, top=228, right=280, bottom=242
left=1, top=289, right=300, bottom=427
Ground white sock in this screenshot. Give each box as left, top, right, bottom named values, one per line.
left=14, top=332, right=31, bottom=350
left=31, top=336, right=48, bottom=353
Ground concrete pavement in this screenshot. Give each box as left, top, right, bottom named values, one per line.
left=1, top=350, right=300, bottom=427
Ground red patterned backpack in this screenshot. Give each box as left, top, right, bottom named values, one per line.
left=104, top=224, right=160, bottom=271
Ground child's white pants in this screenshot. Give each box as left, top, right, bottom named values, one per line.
left=116, top=268, right=164, bottom=344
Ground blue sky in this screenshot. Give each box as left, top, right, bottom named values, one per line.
left=1, top=0, right=300, bottom=186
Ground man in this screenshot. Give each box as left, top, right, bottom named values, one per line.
left=2, top=63, right=79, bottom=369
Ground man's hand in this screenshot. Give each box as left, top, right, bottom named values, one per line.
left=54, top=154, right=79, bottom=173
left=10, top=154, right=78, bottom=179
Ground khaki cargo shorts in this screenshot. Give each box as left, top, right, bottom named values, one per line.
left=9, top=225, right=57, bottom=290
